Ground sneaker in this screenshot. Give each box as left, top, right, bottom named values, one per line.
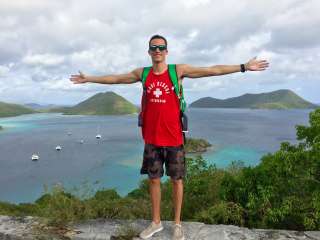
left=139, top=221, right=163, bottom=239
left=172, top=223, right=185, bottom=240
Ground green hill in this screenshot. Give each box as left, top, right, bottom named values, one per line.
left=0, top=101, right=37, bottom=118
left=189, top=89, right=318, bottom=109
left=50, top=91, right=138, bottom=115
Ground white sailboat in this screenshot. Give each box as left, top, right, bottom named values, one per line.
left=56, top=145, right=62, bottom=151
left=96, top=126, right=102, bottom=139
left=31, top=154, right=39, bottom=161
left=96, top=134, right=102, bottom=139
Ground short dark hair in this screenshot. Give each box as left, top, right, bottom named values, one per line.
left=149, top=34, right=167, bottom=47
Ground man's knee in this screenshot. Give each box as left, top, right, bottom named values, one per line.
left=170, top=178, right=183, bottom=185
left=149, top=177, right=161, bottom=185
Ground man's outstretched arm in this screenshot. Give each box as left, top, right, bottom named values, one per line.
left=69, top=68, right=143, bottom=85
left=178, top=57, right=269, bottom=78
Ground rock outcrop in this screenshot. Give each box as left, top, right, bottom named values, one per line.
left=0, top=215, right=319, bottom=240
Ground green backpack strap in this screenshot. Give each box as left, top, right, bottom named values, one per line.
left=168, top=64, right=186, bottom=112
left=141, top=66, right=152, bottom=87
left=141, top=65, right=186, bottom=112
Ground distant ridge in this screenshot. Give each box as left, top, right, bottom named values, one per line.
left=49, top=91, right=138, bottom=115
left=189, top=89, right=318, bottom=109
left=0, top=101, right=37, bottom=118
left=24, top=103, right=68, bottom=110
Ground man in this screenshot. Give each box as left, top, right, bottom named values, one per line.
left=70, top=34, right=269, bottom=240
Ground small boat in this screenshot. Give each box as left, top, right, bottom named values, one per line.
left=31, top=154, right=39, bottom=161
left=80, top=139, right=84, bottom=144
left=56, top=145, right=62, bottom=151
left=96, top=126, right=102, bottom=139
left=67, top=132, right=72, bottom=136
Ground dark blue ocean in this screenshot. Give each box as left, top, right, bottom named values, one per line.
left=0, top=108, right=312, bottom=204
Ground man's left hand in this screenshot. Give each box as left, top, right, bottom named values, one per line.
left=245, top=57, right=269, bottom=71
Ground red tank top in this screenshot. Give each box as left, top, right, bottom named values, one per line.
left=142, top=67, right=183, bottom=146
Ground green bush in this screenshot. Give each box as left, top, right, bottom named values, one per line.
left=195, top=201, right=245, bottom=226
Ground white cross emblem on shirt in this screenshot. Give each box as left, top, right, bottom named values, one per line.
left=153, top=88, right=162, bottom=98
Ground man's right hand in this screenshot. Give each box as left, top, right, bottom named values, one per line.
left=70, top=71, right=88, bottom=84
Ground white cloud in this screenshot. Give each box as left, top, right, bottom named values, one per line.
left=180, top=0, right=211, bottom=9
left=69, top=44, right=134, bottom=74
left=0, top=0, right=319, bottom=104
left=188, top=79, right=224, bottom=92
left=0, top=65, right=10, bottom=77
left=220, top=32, right=272, bottom=63
left=22, top=53, right=65, bottom=66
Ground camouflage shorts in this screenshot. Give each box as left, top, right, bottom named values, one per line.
left=140, top=143, right=186, bottom=180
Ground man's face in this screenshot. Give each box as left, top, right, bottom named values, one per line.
left=148, top=38, right=168, bottom=63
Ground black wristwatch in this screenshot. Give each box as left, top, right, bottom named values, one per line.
left=240, top=64, right=246, bottom=73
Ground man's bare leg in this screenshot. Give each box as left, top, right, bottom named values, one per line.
left=149, top=177, right=161, bottom=224
left=171, top=178, right=184, bottom=224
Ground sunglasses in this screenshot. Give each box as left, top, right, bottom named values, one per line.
left=149, top=45, right=167, bottom=51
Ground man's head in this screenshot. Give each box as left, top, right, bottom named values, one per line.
left=148, top=34, right=168, bottom=64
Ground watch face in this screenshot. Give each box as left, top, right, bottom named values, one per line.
left=241, top=64, right=245, bottom=72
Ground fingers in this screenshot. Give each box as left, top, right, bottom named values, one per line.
left=261, top=62, right=269, bottom=66
left=69, top=70, right=85, bottom=82
left=252, top=58, right=269, bottom=64
left=250, top=61, right=270, bottom=71
left=70, top=80, right=82, bottom=84
left=255, top=60, right=269, bottom=69
left=257, top=65, right=269, bottom=71
left=69, top=79, right=79, bottom=84
left=69, top=75, right=82, bottom=84
left=259, top=62, right=269, bottom=67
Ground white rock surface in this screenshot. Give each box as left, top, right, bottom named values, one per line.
left=0, top=215, right=38, bottom=239
left=1, top=215, right=320, bottom=240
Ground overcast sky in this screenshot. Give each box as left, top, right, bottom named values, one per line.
left=0, top=0, right=319, bottom=105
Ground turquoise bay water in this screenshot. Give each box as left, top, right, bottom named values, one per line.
left=203, top=145, right=262, bottom=168
left=0, top=109, right=311, bottom=204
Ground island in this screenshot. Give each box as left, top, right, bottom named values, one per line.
left=185, top=137, right=212, bottom=153
left=0, top=125, right=3, bottom=131
left=49, top=91, right=138, bottom=115
left=0, top=101, right=37, bottom=118
left=189, top=89, right=318, bottom=109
